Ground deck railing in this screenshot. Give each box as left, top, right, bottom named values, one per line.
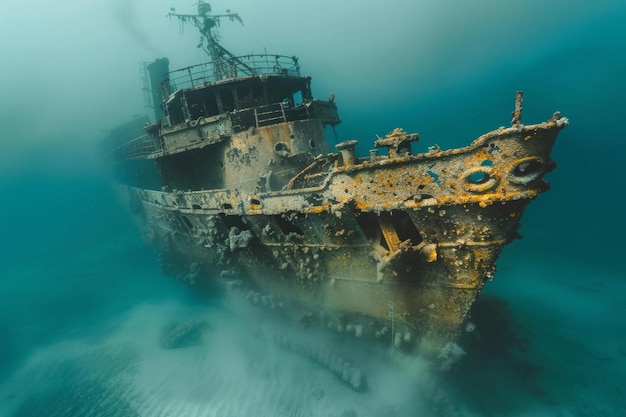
left=112, top=134, right=162, bottom=160
left=231, top=100, right=339, bottom=131
left=110, top=100, right=339, bottom=161
left=159, top=54, right=300, bottom=98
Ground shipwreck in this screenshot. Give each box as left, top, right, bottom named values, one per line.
left=103, top=2, right=568, bottom=354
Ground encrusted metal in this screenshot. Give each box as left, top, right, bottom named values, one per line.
left=103, top=2, right=568, bottom=354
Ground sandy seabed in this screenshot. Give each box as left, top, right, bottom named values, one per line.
left=0, top=227, right=624, bottom=417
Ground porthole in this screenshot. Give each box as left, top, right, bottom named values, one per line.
left=274, top=142, right=290, bottom=157
left=508, top=157, right=544, bottom=185
left=462, top=167, right=498, bottom=193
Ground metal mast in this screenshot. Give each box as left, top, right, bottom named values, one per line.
left=167, top=1, right=251, bottom=80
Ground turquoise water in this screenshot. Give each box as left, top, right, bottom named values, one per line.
left=1, top=0, right=625, bottom=416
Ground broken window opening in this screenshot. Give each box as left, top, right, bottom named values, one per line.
left=293, top=90, right=303, bottom=106
left=274, top=214, right=304, bottom=236
left=236, top=85, right=251, bottom=108
left=219, top=88, right=236, bottom=112
left=219, top=214, right=250, bottom=231
left=251, top=84, right=264, bottom=102
left=166, top=94, right=185, bottom=125
left=356, top=212, right=388, bottom=251
left=390, top=210, right=423, bottom=245
left=185, top=92, right=207, bottom=120
left=203, top=92, right=219, bottom=117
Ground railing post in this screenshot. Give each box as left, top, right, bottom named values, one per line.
left=187, top=67, right=193, bottom=87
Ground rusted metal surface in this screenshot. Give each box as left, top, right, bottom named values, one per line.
left=119, top=99, right=567, bottom=353
left=104, top=2, right=569, bottom=355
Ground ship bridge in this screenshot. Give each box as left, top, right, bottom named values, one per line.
left=155, top=53, right=339, bottom=132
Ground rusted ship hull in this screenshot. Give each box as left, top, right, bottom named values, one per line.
left=103, top=2, right=568, bottom=354
left=121, top=113, right=567, bottom=352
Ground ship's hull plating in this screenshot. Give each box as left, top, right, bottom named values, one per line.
left=120, top=115, right=567, bottom=353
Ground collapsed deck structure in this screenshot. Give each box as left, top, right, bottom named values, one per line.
left=103, top=2, right=568, bottom=353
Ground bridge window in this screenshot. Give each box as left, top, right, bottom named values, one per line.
left=203, top=93, right=219, bottom=117
left=293, top=90, right=303, bottom=106
left=166, top=94, right=184, bottom=125
left=220, top=89, right=235, bottom=112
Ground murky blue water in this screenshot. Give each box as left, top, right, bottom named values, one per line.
left=1, top=0, right=625, bottom=416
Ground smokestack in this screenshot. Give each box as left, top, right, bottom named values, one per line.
left=146, top=57, right=170, bottom=121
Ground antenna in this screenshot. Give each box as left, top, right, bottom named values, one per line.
left=167, top=1, right=250, bottom=80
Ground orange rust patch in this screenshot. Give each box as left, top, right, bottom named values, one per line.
left=308, top=206, right=327, bottom=214
left=473, top=149, right=492, bottom=162
left=355, top=200, right=368, bottom=211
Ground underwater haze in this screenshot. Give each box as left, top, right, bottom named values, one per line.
left=1, top=0, right=625, bottom=416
